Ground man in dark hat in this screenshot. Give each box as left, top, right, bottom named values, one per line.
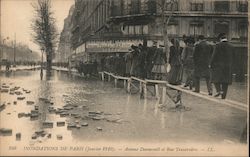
left=131, top=44, right=137, bottom=50
left=209, top=33, right=233, bottom=99
left=193, top=35, right=213, bottom=95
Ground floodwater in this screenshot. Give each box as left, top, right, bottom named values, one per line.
left=0, top=70, right=247, bottom=155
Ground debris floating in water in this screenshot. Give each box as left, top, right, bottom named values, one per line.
left=0, top=128, right=12, bottom=136
left=96, top=127, right=102, bottom=131
left=81, top=122, right=88, bottom=127
left=17, top=97, right=25, bottom=100
left=42, top=122, right=53, bottom=128
left=56, top=121, right=65, bottom=127
left=26, top=101, right=35, bottom=105
left=56, top=134, right=63, bottom=140
left=16, top=133, right=21, bottom=140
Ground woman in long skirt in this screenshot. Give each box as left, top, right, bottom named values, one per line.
left=151, top=46, right=167, bottom=80
left=168, top=39, right=182, bottom=85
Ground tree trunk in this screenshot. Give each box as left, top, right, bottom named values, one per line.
left=162, top=1, right=175, bottom=65
left=46, top=53, right=52, bottom=71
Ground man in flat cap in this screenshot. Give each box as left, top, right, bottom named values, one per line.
left=209, top=33, right=234, bottom=99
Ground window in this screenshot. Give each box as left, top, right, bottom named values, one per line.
left=166, top=20, right=178, bottom=35
left=140, top=0, right=149, bottom=13
left=131, top=0, right=140, bottom=14
left=214, top=1, right=229, bottom=12
left=167, top=24, right=178, bottom=35
left=121, top=25, right=129, bottom=35
left=166, top=1, right=178, bottom=11
left=129, top=26, right=134, bottom=34
left=189, top=21, right=204, bottom=36
left=123, top=0, right=132, bottom=15
left=142, top=25, right=149, bottom=34
left=135, top=25, right=142, bottom=35
left=238, top=22, right=248, bottom=39
left=238, top=1, right=248, bottom=12
left=111, top=0, right=122, bottom=16
left=190, top=3, right=204, bottom=11
left=147, top=0, right=156, bottom=14
left=214, top=21, right=229, bottom=37
left=121, top=25, right=148, bottom=35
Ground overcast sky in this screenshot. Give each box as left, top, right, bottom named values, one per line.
left=1, top=0, right=74, bottom=54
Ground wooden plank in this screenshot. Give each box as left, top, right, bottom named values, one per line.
left=155, top=84, right=159, bottom=98
left=101, top=72, right=104, bottom=81
left=139, top=82, right=142, bottom=94
left=200, top=91, right=247, bottom=108
left=145, top=79, right=167, bottom=84
left=103, top=71, right=111, bottom=75
left=143, top=83, right=147, bottom=99
left=131, top=82, right=139, bottom=90
left=116, top=76, right=130, bottom=80
left=166, top=83, right=247, bottom=111
left=110, top=73, right=116, bottom=78
left=162, top=86, right=166, bottom=104
left=127, top=78, right=131, bottom=93
left=123, top=80, right=126, bottom=89
left=131, top=77, right=147, bottom=83
left=114, top=78, right=117, bottom=87
left=103, top=72, right=129, bottom=80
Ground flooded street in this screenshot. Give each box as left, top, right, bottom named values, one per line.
left=0, top=70, right=247, bottom=155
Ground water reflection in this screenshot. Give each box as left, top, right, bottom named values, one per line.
left=179, top=112, right=184, bottom=126
left=154, top=99, right=160, bottom=116
left=160, top=113, right=165, bottom=129
left=40, top=70, right=43, bottom=80
left=142, top=99, right=147, bottom=116
left=125, top=95, right=130, bottom=116
left=4, top=71, right=11, bottom=77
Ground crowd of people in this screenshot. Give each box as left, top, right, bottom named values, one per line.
left=100, top=33, right=233, bottom=99
left=101, top=42, right=167, bottom=80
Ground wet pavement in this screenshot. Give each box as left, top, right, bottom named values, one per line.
left=0, top=70, right=247, bottom=154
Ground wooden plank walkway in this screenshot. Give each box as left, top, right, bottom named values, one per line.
left=50, top=69, right=247, bottom=112
left=100, top=71, right=248, bottom=112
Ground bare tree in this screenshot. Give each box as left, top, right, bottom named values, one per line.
left=31, top=0, right=58, bottom=71
left=156, top=0, right=178, bottom=65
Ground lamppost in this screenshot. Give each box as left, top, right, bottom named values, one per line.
left=40, top=47, right=45, bottom=78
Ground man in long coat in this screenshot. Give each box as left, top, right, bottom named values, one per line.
left=193, top=35, right=213, bottom=95
left=209, top=33, right=233, bottom=99
left=124, top=50, right=133, bottom=77
left=130, top=45, right=140, bottom=77
left=145, top=41, right=157, bottom=79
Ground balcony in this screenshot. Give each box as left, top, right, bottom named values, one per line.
left=110, top=0, right=157, bottom=18
left=163, top=11, right=248, bottom=18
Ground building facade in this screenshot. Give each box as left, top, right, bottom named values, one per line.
left=56, top=5, right=75, bottom=63
left=69, top=0, right=248, bottom=80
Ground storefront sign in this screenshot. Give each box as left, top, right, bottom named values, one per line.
left=86, top=40, right=143, bottom=53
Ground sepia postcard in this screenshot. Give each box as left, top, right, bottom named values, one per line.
left=0, top=0, right=249, bottom=156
